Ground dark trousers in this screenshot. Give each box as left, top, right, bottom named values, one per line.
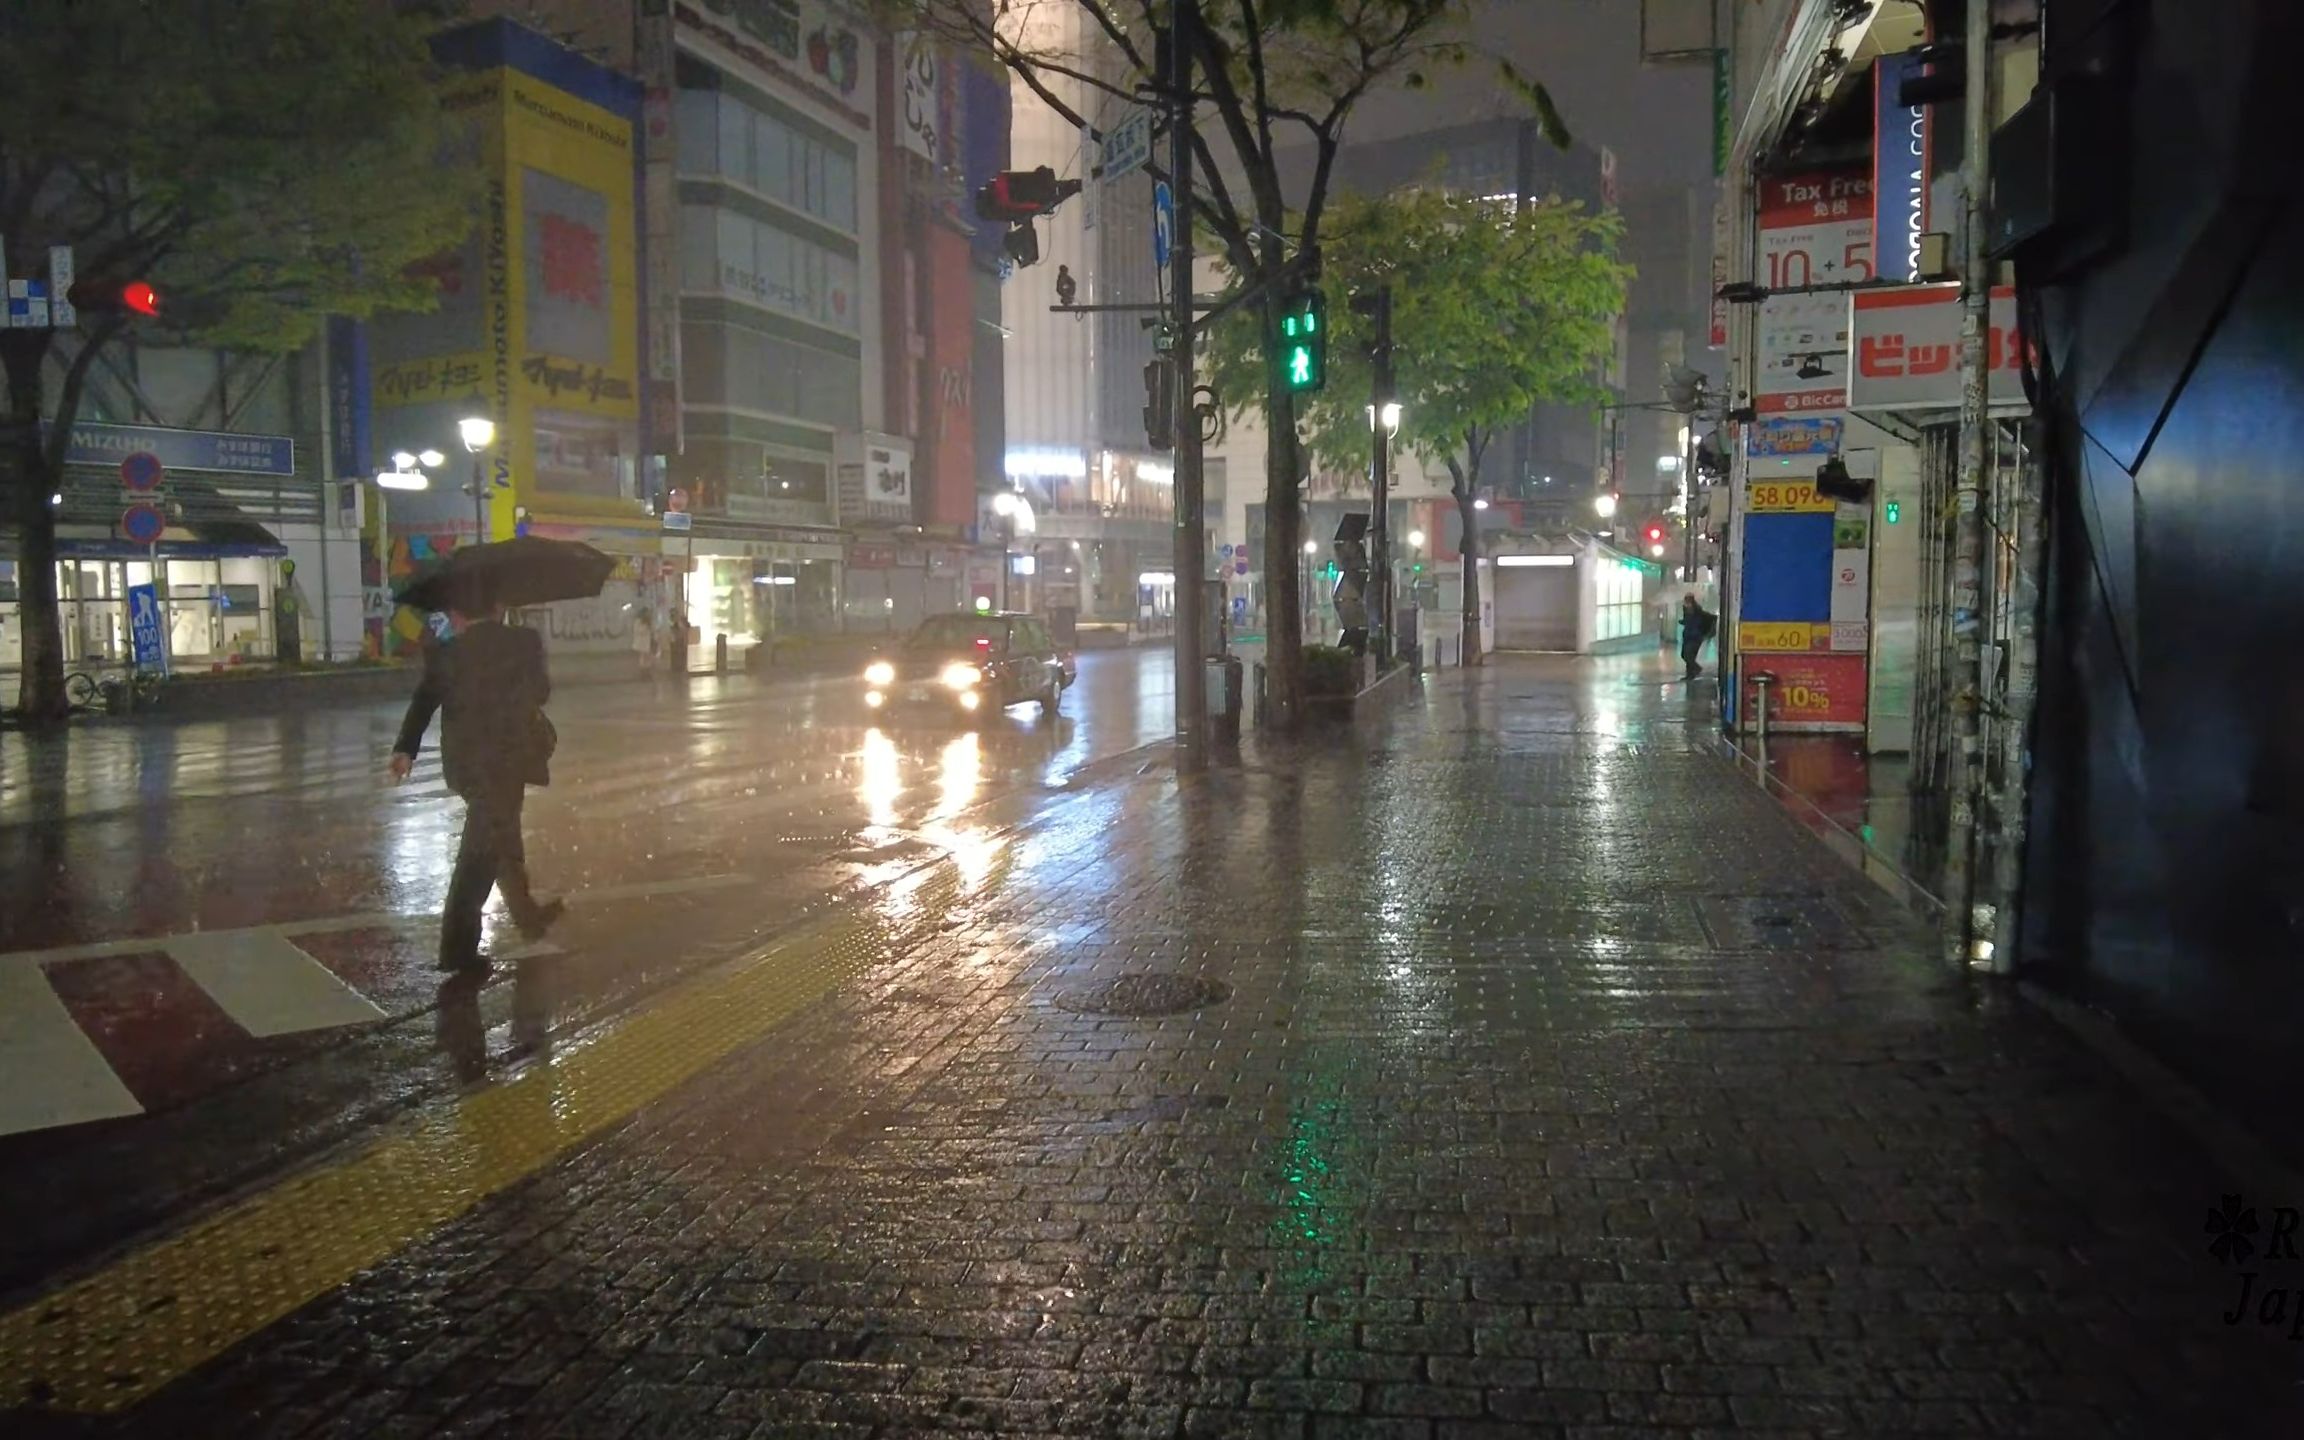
left=440, top=783, right=540, bottom=969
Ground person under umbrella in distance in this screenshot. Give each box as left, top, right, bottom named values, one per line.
left=388, top=574, right=565, bottom=973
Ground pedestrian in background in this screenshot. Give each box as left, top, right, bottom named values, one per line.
left=389, top=585, right=563, bottom=973
left=631, top=603, right=658, bottom=679
left=1679, top=593, right=1717, bottom=682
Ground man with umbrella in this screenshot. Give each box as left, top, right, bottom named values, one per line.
left=387, top=537, right=614, bottom=972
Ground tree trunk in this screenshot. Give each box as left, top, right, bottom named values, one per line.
left=1261, top=292, right=1305, bottom=729
left=1454, top=485, right=1481, bottom=666
left=2, top=332, right=66, bottom=724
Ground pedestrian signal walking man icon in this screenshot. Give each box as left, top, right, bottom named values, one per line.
left=128, top=584, right=166, bottom=670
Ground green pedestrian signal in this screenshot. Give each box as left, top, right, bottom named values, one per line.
left=1884, top=499, right=1902, bottom=524
left=1275, top=289, right=1325, bottom=394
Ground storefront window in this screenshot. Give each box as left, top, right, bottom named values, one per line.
left=1595, top=560, right=1644, bottom=645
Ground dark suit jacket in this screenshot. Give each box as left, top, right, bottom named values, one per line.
left=395, top=621, right=552, bottom=796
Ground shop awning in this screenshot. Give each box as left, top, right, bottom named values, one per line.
left=52, top=520, right=286, bottom=560
left=27, top=470, right=291, bottom=559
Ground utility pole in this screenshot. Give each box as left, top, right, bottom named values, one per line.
left=1944, top=0, right=1996, bottom=970
left=1168, top=0, right=1207, bottom=768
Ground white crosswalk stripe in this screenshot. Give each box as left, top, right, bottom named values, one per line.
left=0, top=965, right=145, bottom=1136
left=165, top=929, right=387, bottom=1037
left=0, top=872, right=752, bottom=1139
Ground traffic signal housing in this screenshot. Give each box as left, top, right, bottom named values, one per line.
left=1275, top=289, right=1326, bottom=394
left=973, top=166, right=1082, bottom=224
left=1142, top=358, right=1176, bottom=451
left=67, top=278, right=161, bottom=319
left=1641, top=520, right=1669, bottom=549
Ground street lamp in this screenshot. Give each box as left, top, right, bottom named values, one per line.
left=371, top=455, right=433, bottom=645
left=1594, top=492, right=1619, bottom=519
left=991, top=492, right=1021, bottom=610
left=1407, top=529, right=1426, bottom=549
left=459, top=416, right=496, bottom=540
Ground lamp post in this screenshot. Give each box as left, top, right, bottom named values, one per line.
left=990, top=492, right=1033, bottom=611
left=375, top=455, right=432, bottom=648
left=1366, top=398, right=1402, bottom=659
left=458, top=416, right=496, bottom=541
left=1301, top=537, right=1320, bottom=643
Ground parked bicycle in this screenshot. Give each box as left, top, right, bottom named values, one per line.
left=62, top=668, right=166, bottom=714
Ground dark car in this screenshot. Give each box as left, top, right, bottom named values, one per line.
left=864, top=611, right=1074, bottom=719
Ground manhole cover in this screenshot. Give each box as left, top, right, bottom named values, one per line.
left=1053, top=972, right=1232, bottom=1016
left=1695, top=894, right=1870, bottom=951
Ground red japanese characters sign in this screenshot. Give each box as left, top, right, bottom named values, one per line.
left=537, top=213, right=606, bottom=309
left=1846, top=285, right=2025, bottom=413
left=1742, top=652, right=1868, bottom=731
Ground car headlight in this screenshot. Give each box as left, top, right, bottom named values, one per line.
left=939, top=662, right=981, bottom=690
left=864, top=661, right=895, bottom=686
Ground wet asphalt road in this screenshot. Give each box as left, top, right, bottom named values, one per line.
left=0, top=648, right=1175, bottom=953
left=0, top=647, right=1175, bottom=1291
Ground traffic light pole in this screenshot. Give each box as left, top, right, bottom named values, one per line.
left=1168, top=0, right=1207, bottom=769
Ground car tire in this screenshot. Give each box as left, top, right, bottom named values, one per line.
left=1039, top=677, right=1060, bottom=716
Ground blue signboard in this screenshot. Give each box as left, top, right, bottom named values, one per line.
left=327, top=317, right=372, bottom=481
left=1153, top=181, right=1174, bottom=270
left=60, top=422, right=295, bottom=477
left=1747, top=416, right=1843, bottom=459
left=1872, top=50, right=1930, bottom=285
left=1740, top=514, right=1835, bottom=623
left=127, top=585, right=166, bottom=670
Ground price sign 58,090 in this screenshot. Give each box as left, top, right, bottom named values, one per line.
left=1745, top=481, right=1834, bottom=513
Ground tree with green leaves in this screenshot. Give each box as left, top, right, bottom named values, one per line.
left=890, top=0, right=1561, bottom=726
left=0, top=0, right=478, bottom=722
left=1206, top=186, right=1630, bottom=664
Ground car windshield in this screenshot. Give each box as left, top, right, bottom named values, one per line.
left=908, top=615, right=1004, bottom=650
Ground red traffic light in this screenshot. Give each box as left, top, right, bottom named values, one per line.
left=1642, top=522, right=1667, bottom=545
left=974, top=166, right=1082, bottom=224
left=67, top=278, right=161, bottom=318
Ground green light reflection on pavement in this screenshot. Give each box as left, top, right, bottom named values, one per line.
left=1269, top=1089, right=1360, bottom=1290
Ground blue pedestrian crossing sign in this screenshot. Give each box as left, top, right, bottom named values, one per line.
left=128, top=584, right=165, bottom=670
left=1153, top=181, right=1173, bottom=270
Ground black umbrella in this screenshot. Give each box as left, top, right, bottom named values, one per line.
left=394, top=536, right=618, bottom=615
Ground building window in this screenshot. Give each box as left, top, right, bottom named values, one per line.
left=676, top=86, right=858, bottom=233
left=1595, top=560, right=1643, bottom=645
left=685, top=204, right=859, bottom=336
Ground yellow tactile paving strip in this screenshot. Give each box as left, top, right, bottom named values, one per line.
left=0, top=859, right=975, bottom=1415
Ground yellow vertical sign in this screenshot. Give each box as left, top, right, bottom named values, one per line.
left=499, top=70, right=640, bottom=522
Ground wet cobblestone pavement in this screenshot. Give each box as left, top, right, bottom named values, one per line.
left=10, top=655, right=2303, bottom=1437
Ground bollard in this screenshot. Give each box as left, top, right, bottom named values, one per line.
left=714, top=633, right=729, bottom=675
left=1751, top=672, right=1774, bottom=785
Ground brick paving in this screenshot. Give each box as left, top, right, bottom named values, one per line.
left=27, top=656, right=2304, bottom=1436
